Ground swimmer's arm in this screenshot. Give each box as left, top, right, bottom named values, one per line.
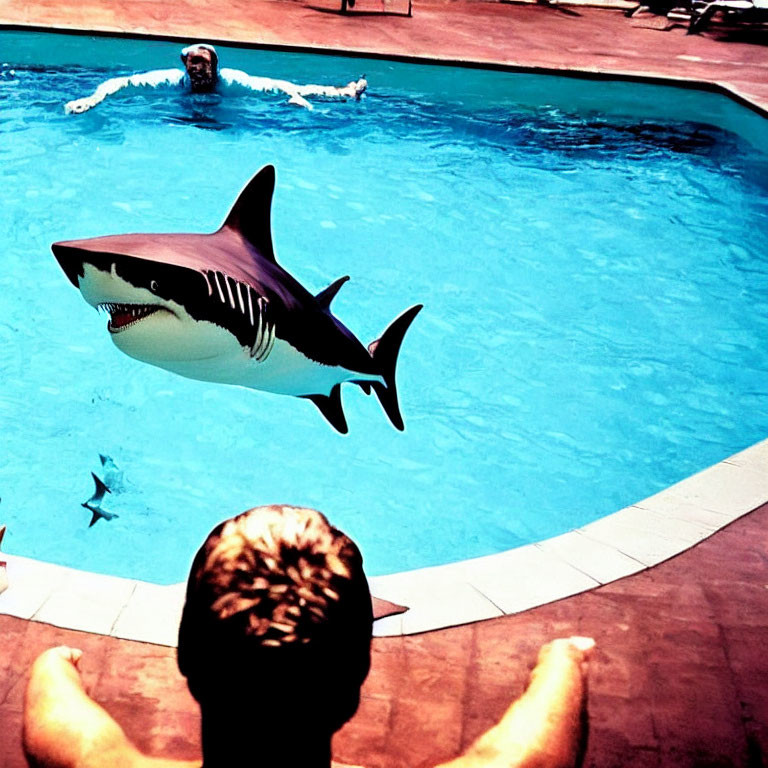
left=220, top=68, right=314, bottom=110
left=23, top=646, right=198, bottom=768
left=292, top=77, right=367, bottom=100
left=65, top=69, right=184, bottom=114
left=436, top=637, right=595, bottom=768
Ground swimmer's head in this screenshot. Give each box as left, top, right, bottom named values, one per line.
left=177, top=505, right=373, bottom=733
left=181, top=43, right=219, bottom=92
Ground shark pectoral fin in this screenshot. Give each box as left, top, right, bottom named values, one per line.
left=303, top=385, right=348, bottom=434
left=315, top=276, right=350, bottom=310
left=218, top=165, right=277, bottom=263
left=369, top=304, right=423, bottom=431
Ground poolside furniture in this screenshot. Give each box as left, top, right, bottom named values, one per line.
left=627, top=1, right=693, bottom=29
left=341, top=0, right=413, bottom=16
left=688, top=0, right=768, bottom=31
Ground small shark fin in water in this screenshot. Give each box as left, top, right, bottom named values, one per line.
left=82, top=472, right=118, bottom=527
left=88, top=473, right=110, bottom=504
left=315, top=276, right=349, bottom=310
left=99, top=453, right=125, bottom=492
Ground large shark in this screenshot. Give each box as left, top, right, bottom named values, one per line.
left=52, top=165, right=422, bottom=433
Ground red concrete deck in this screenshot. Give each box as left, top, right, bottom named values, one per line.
left=2, top=503, right=767, bottom=767
left=1, top=1, right=767, bottom=766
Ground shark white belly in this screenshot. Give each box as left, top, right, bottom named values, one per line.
left=149, top=323, right=384, bottom=397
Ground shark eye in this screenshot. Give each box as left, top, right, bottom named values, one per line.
left=149, top=280, right=159, bottom=293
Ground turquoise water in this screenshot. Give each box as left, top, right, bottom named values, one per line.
left=1, top=33, right=767, bottom=584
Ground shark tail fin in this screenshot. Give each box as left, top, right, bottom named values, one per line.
left=368, top=304, right=422, bottom=431
left=304, top=385, right=349, bottom=434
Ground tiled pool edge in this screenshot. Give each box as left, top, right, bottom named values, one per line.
left=1, top=439, right=766, bottom=643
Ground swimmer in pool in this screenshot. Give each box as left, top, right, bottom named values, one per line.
left=64, top=43, right=368, bottom=114
left=23, top=505, right=595, bottom=768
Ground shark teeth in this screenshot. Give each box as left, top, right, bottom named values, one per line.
left=99, top=302, right=162, bottom=334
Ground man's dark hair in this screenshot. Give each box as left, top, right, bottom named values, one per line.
left=177, top=505, right=373, bottom=733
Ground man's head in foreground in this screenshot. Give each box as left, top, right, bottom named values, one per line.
left=177, top=504, right=374, bottom=737
left=180, top=43, right=219, bottom=92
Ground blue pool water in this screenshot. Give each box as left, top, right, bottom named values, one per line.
left=1, top=32, right=767, bottom=584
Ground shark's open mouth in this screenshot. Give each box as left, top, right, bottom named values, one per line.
left=100, top=302, right=164, bottom=334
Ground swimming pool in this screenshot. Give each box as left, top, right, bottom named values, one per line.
left=1, top=30, right=767, bottom=586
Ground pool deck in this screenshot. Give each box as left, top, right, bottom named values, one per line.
left=1, top=0, right=768, bottom=766
left=2, top=500, right=767, bottom=767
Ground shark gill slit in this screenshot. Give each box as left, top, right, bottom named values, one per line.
left=246, top=285, right=255, bottom=326
left=251, top=299, right=274, bottom=361
left=261, top=324, right=275, bottom=360
left=255, top=296, right=264, bottom=342
left=212, top=271, right=226, bottom=303
left=224, top=275, right=236, bottom=310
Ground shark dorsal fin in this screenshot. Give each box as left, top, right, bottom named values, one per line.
left=315, top=276, right=350, bottom=310
left=219, top=165, right=277, bottom=263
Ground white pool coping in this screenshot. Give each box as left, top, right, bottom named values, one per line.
left=1, top=439, right=766, bottom=643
